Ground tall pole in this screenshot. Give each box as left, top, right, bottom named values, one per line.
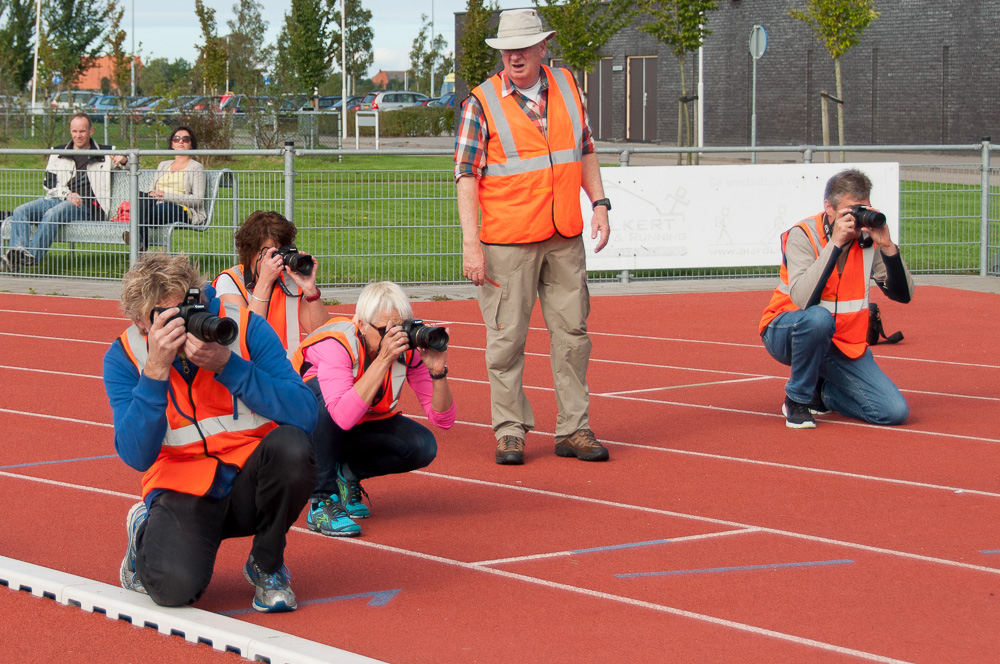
left=341, top=0, right=347, bottom=146
left=30, top=0, right=41, bottom=136
left=130, top=0, right=135, bottom=97
left=429, top=0, right=434, bottom=97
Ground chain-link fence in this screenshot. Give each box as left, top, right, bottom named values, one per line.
left=1, top=143, right=998, bottom=287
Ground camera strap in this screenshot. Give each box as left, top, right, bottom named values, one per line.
left=867, top=303, right=903, bottom=346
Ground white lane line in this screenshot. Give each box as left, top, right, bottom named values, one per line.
left=0, top=364, right=103, bottom=380
left=597, top=376, right=772, bottom=397
left=314, top=530, right=914, bottom=663
left=0, top=331, right=110, bottom=345
left=0, top=308, right=125, bottom=321
left=472, top=529, right=759, bottom=566
left=0, top=407, right=112, bottom=428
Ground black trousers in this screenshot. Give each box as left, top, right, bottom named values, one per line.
left=135, top=425, right=316, bottom=607
left=306, top=377, right=437, bottom=498
left=135, top=193, right=188, bottom=249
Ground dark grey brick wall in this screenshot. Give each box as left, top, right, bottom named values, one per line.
left=455, top=1, right=1000, bottom=146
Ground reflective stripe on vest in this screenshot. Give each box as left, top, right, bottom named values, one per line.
left=119, top=302, right=275, bottom=497
left=213, top=265, right=300, bottom=357
left=472, top=66, right=585, bottom=244
left=292, top=317, right=411, bottom=422
left=759, top=213, right=874, bottom=358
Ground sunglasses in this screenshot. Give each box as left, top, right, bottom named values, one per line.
left=171, top=136, right=192, bottom=144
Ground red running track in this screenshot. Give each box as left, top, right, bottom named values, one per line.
left=1, top=285, right=999, bottom=663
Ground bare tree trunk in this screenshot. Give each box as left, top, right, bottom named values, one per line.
left=835, top=56, right=845, bottom=162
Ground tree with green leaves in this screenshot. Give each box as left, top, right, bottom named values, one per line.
left=279, top=0, right=333, bottom=95
left=457, top=0, right=497, bottom=91
left=534, top=0, right=634, bottom=74
left=637, top=0, right=717, bottom=160
left=0, top=0, right=37, bottom=94
left=41, top=0, right=113, bottom=90
left=408, top=13, right=450, bottom=96
left=331, top=0, right=373, bottom=94
left=789, top=0, right=879, bottom=155
left=226, top=0, right=271, bottom=93
left=105, top=0, right=131, bottom=102
left=194, top=0, right=227, bottom=93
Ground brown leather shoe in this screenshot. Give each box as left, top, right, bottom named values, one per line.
left=555, top=428, right=609, bottom=461
left=495, top=435, right=525, bottom=465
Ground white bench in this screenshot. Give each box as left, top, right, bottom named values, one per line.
left=1, top=168, right=236, bottom=254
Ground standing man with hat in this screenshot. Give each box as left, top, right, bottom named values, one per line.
left=454, top=9, right=611, bottom=465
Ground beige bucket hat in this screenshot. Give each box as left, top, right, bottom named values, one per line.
left=484, top=9, right=556, bottom=50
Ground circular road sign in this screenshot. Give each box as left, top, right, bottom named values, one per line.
left=749, top=25, right=767, bottom=60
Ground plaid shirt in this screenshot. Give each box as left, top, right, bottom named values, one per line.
left=454, top=68, right=594, bottom=181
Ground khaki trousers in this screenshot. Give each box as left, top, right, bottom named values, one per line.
left=478, top=234, right=592, bottom=442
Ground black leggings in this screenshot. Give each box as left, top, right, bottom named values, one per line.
left=134, top=192, right=188, bottom=249
left=134, top=425, right=316, bottom=607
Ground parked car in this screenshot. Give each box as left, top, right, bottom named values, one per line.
left=369, top=91, right=431, bottom=111
left=87, top=95, right=125, bottom=120
left=300, top=95, right=362, bottom=112
left=356, top=91, right=379, bottom=111
left=50, top=90, right=98, bottom=109
left=430, top=92, right=455, bottom=108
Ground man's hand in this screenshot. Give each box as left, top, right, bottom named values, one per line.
left=66, top=192, right=82, bottom=208
left=183, top=335, right=231, bottom=374
left=144, top=307, right=186, bottom=380
left=591, top=206, right=610, bottom=253
left=111, top=154, right=128, bottom=166
left=831, top=207, right=862, bottom=248
left=463, top=242, right=488, bottom=286
left=864, top=210, right=898, bottom=256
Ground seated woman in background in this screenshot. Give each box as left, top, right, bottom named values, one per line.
left=131, top=126, right=206, bottom=250
left=213, top=210, right=330, bottom=356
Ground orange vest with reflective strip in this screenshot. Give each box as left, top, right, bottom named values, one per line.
left=290, top=317, right=415, bottom=422
left=759, top=213, right=875, bottom=359
left=213, top=265, right=300, bottom=357
left=471, top=66, right=585, bottom=244
left=118, top=303, right=277, bottom=498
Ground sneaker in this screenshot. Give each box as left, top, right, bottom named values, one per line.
left=0, top=253, right=10, bottom=273
left=336, top=466, right=370, bottom=519
left=6, top=248, right=33, bottom=273
left=807, top=393, right=831, bottom=415
left=120, top=501, right=149, bottom=595
left=782, top=396, right=817, bottom=429
left=306, top=495, right=361, bottom=537
left=243, top=553, right=296, bottom=613
left=495, top=435, right=525, bottom=465
left=555, top=428, right=610, bottom=461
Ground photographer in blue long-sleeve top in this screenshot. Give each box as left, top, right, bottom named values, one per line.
left=103, top=252, right=317, bottom=613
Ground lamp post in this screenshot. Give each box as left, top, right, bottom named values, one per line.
left=341, top=0, right=347, bottom=147
left=130, top=0, right=135, bottom=97
left=429, top=0, right=434, bottom=97
left=30, top=0, right=41, bottom=136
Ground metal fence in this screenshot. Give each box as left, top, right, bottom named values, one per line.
left=1, top=142, right=998, bottom=287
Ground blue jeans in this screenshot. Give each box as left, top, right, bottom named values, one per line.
left=7, top=196, right=105, bottom=263
left=762, top=307, right=909, bottom=425
left=306, top=377, right=437, bottom=497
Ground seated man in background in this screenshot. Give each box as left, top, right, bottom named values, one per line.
left=3, top=113, right=127, bottom=271
left=760, top=168, right=914, bottom=429
left=103, top=252, right=317, bottom=612
left=291, top=281, right=454, bottom=537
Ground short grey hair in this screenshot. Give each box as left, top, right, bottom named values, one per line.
left=354, top=281, right=413, bottom=326
left=824, top=169, right=873, bottom=209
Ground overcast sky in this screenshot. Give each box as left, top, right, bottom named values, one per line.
left=129, top=0, right=525, bottom=78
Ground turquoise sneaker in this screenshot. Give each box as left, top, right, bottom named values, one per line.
left=306, top=495, right=361, bottom=537
left=120, top=501, right=149, bottom=595
left=336, top=466, right=370, bottom=519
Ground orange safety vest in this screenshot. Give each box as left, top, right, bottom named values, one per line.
left=760, top=213, right=876, bottom=358
left=291, top=317, right=414, bottom=423
left=471, top=66, right=585, bottom=245
left=119, top=302, right=277, bottom=498
left=214, top=265, right=300, bottom=357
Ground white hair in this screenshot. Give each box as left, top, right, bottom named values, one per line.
left=354, top=281, right=413, bottom=325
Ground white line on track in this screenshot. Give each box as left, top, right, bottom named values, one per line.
left=598, top=375, right=772, bottom=396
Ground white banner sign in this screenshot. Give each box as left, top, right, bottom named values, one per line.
left=581, top=162, right=900, bottom=271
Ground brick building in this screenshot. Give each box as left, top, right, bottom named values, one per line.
left=454, top=2, right=1000, bottom=146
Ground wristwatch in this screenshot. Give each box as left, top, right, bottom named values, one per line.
left=592, top=198, right=611, bottom=211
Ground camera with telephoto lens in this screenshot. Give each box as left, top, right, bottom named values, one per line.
left=851, top=205, right=886, bottom=229
left=401, top=318, right=448, bottom=352
left=275, top=245, right=315, bottom=277
left=150, top=287, right=238, bottom=346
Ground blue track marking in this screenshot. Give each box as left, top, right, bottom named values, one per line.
left=0, top=454, right=118, bottom=470
left=571, top=539, right=673, bottom=554
left=221, top=589, right=401, bottom=616
left=616, top=559, right=854, bottom=578
left=978, top=550, right=1000, bottom=554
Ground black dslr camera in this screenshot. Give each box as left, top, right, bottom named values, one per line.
left=275, top=245, right=315, bottom=277
left=851, top=205, right=886, bottom=229
left=401, top=318, right=448, bottom=352
left=150, top=287, right=238, bottom=346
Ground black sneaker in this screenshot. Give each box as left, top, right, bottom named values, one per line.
left=807, top=393, right=831, bottom=415
left=782, top=396, right=816, bottom=429
left=6, top=248, right=33, bottom=272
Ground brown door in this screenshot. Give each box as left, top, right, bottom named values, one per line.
left=584, top=58, right=614, bottom=141
left=627, top=56, right=658, bottom=142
